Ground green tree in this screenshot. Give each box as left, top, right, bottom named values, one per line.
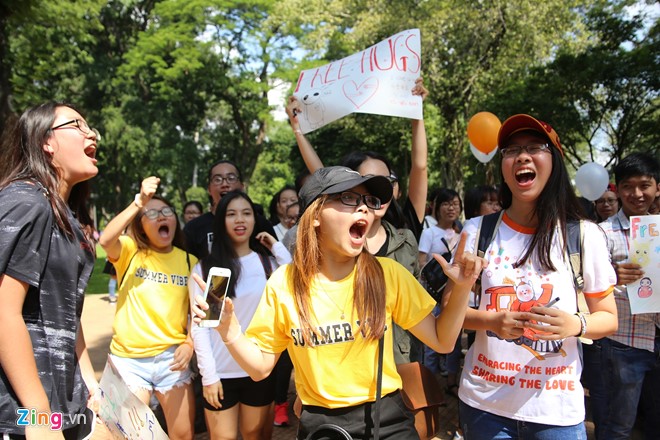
left=272, top=0, right=595, bottom=191
left=489, top=1, right=659, bottom=171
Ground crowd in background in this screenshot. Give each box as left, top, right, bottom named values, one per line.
left=0, top=95, right=658, bottom=440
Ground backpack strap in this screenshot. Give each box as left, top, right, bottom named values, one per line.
left=566, top=220, right=589, bottom=315
left=472, top=211, right=504, bottom=308
left=477, top=211, right=504, bottom=258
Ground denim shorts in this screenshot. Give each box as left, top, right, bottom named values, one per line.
left=110, top=346, right=194, bottom=394
left=459, top=400, right=586, bottom=440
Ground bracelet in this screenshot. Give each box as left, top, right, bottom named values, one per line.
left=133, top=193, right=143, bottom=208
left=575, top=312, right=587, bottom=338
left=293, top=129, right=303, bottom=135
left=223, top=326, right=242, bottom=346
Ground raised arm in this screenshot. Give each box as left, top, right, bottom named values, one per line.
left=407, top=78, right=429, bottom=222
left=286, top=96, right=324, bottom=173
left=99, top=176, right=160, bottom=260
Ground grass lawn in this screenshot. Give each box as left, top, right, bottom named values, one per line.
left=87, top=245, right=110, bottom=294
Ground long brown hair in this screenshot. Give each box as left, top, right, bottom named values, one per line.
left=0, top=102, right=94, bottom=240
left=289, top=196, right=386, bottom=345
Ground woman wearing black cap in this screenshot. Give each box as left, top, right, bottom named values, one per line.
left=191, top=166, right=485, bottom=439
left=444, top=115, right=617, bottom=439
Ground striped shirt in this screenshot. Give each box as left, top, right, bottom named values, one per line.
left=600, top=209, right=660, bottom=352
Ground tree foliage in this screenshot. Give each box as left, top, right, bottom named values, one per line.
left=0, top=0, right=657, bottom=222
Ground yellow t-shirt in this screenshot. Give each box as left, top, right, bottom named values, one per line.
left=110, top=235, right=197, bottom=357
left=245, top=257, right=435, bottom=408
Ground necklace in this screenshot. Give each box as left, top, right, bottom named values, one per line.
left=316, top=277, right=352, bottom=320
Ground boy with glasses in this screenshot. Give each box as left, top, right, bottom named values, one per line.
left=184, top=160, right=275, bottom=260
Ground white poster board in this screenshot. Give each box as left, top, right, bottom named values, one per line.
left=97, top=356, right=169, bottom=439
left=628, top=215, right=660, bottom=314
left=293, top=29, right=423, bottom=133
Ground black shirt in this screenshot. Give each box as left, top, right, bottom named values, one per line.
left=0, top=181, right=93, bottom=434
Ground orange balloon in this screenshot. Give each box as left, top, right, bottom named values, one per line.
left=467, top=112, right=501, bottom=153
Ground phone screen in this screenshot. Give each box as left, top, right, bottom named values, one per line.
left=204, top=273, right=230, bottom=322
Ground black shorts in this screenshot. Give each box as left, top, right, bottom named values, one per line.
left=203, top=374, right=275, bottom=411
left=297, top=391, right=417, bottom=440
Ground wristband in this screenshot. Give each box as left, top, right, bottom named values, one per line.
left=293, top=129, right=303, bottom=135
left=133, top=193, right=143, bottom=208
left=575, top=312, right=587, bottom=338
left=223, top=326, right=242, bottom=346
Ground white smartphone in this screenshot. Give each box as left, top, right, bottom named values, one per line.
left=199, top=267, right=232, bottom=328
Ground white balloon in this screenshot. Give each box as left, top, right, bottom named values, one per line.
left=470, top=143, right=498, bottom=163
left=575, top=162, right=609, bottom=201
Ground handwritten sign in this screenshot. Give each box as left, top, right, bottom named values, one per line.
left=97, top=356, right=168, bottom=440
left=628, top=215, right=660, bottom=314
left=293, top=29, right=423, bottom=133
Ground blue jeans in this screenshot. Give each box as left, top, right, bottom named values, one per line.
left=459, top=401, right=586, bottom=440
left=600, top=337, right=660, bottom=439
left=581, top=340, right=607, bottom=440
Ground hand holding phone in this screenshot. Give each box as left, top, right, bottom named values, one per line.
left=199, top=267, right=231, bottom=327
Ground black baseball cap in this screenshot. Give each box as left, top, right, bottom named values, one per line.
left=299, top=166, right=393, bottom=212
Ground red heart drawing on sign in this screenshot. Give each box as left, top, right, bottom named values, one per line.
left=342, top=77, right=379, bottom=109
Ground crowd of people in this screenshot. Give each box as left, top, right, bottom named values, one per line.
left=0, top=91, right=658, bottom=440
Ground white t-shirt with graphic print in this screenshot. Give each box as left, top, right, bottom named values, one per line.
left=458, top=213, right=615, bottom=426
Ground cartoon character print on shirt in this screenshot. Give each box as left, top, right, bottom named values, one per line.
left=482, top=248, right=567, bottom=361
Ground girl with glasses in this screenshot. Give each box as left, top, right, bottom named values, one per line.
left=191, top=167, right=486, bottom=440
left=444, top=115, right=617, bottom=439
left=593, top=183, right=619, bottom=222
left=190, top=190, right=291, bottom=439
left=286, top=78, right=429, bottom=366
left=0, top=102, right=98, bottom=439
left=99, top=176, right=197, bottom=440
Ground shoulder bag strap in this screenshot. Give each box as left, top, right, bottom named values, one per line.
left=118, top=251, right=138, bottom=291
left=374, top=335, right=384, bottom=440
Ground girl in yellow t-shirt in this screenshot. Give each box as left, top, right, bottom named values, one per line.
left=192, top=166, right=486, bottom=440
left=99, top=176, right=196, bottom=440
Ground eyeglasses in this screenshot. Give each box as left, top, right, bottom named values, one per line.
left=50, top=119, right=100, bottom=138
left=500, top=143, right=551, bottom=158
left=440, top=201, right=461, bottom=209
left=595, top=198, right=618, bottom=206
left=144, top=206, right=175, bottom=220
left=210, top=174, right=239, bottom=186
left=331, top=191, right=382, bottom=210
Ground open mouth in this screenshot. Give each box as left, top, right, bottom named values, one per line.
left=84, top=145, right=97, bottom=161
left=349, top=219, right=368, bottom=240
left=234, top=226, right=247, bottom=235
left=158, top=224, right=170, bottom=238
left=515, top=169, right=536, bottom=184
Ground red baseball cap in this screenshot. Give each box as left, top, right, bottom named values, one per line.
left=498, top=114, right=563, bottom=156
